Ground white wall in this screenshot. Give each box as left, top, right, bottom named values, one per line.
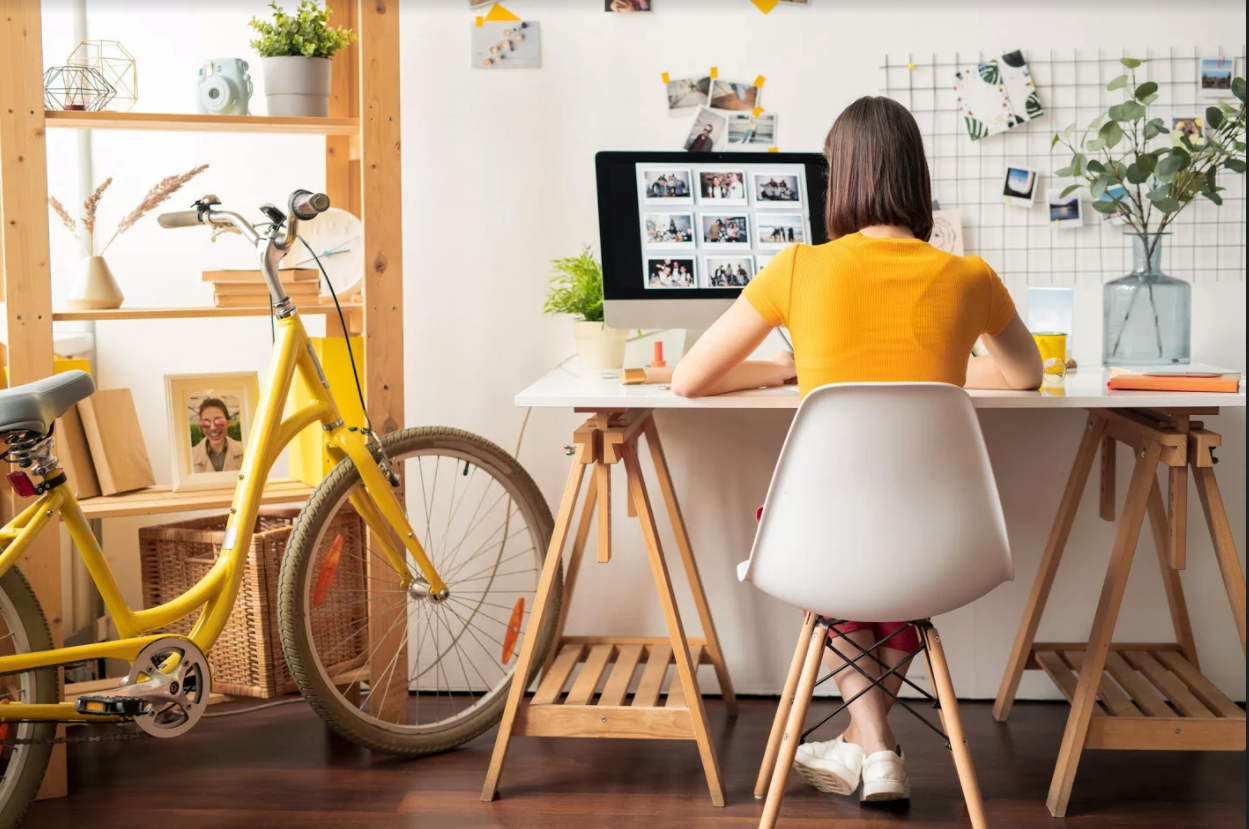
left=34, top=0, right=1245, bottom=699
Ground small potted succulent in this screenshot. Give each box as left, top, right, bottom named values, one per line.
left=249, top=1, right=356, bottom=117
left=543, top=247, right=629, bottom=369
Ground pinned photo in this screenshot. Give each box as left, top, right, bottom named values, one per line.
left=727, top=112, right=777, bottom=148
left=1171, top=116, right=1206, bottom=146
left=642, top=169, right=693, bottom=205
left=684, top=107, right=727, bottom=152
left=704, top=256, right=755, bottom=288
left=1046, top=188, right=1083, bottom=228
left=700, top=214, right=750, bottom=249
left=752, top=172, right=802, bottom=206
left=1199, top=57, right=1235, bottom=97
left=1095, top=184, right=1129, bottom=226
left=471, top=21, right=541, bottom=70
left=606, top=0, right=651, bottom=9
left=646, top=257, right=696, bottom=289
left=698, top=170, right=747, bottom=205
left=756, top=213, right=805, bottom=248
left=666, top=75, right=710, bottom=110
left=644, top=212, right=695, bottom=249
left=709, top=78, right=761, bottom=112
left=1002, top=166, right=1039, bottom=207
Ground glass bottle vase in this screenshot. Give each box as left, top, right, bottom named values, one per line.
left=1102, top=232, right=1190, bottom=366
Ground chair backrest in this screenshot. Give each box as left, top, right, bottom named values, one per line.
left=739, top=382, right=1012, bottom=622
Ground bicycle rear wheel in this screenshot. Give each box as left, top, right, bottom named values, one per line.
left=278, top=427, right=560, bottom=756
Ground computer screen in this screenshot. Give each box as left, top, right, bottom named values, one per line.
left=596, top=150, right=828, bottom=329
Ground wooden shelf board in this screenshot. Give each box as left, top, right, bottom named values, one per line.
left=52, top=304, right=361, bottom=322
left=45, top=110, right=360, bottom=136
left=78, top=478, right=314, bottom=519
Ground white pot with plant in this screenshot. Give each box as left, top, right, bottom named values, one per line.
left=250, top=1, right=356, bottom=118
left=544, top=247, right=629, bottom=370
left=48, top=165, right=210, bottom=310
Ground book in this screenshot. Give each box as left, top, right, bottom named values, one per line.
left=202, top=268, right=318, bottom=283
left=212, top=280, right=322, bottom=296
left=213, top=293, right=326, bottom=308
left=1108, top=365, right=1242, bottom=393
left=76, top=389, right=156, bottom=495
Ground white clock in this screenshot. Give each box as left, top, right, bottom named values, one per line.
left=289, top=207, right=364, bottom=299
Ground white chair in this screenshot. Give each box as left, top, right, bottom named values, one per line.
left=740, top=382, right=1013, bottom=829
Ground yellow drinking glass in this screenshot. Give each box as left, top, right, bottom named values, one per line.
left=1032, top=332, right=1067, bottom=385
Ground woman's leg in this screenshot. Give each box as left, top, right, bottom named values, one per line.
left=823, top=626, right=897, bottom=754
left=870, top=623, right=920, bottom=717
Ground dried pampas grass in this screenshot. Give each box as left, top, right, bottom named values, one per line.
left=48, top=196, right=77, bottom=235
left=82, top=177, right=113, bottom=240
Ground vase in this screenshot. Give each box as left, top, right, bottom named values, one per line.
left=573, top=321, right=628, bottom=370
left=68, top=255, right=124, bottom=310
left=262, top=56, right=332, bottom=117
left=1102, top=232, right=1190, bottom=366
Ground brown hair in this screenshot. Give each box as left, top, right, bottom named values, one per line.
left=822, top=96, right=933, bottom=242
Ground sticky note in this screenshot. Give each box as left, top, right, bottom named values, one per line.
left=751, top=0, right=780, bottom=12
left=475, top=15, right=483, bottom=26
left=752, top=105, right=764, bottom=117
left=754, top=75, right=767, bottom=88
left=661, top=72, right=670, bottom=84
left=709, top=66, right=718, bottom=79
left=767, top=147, right=779, bottom=153
left=484, top=3, right=521, bottom=22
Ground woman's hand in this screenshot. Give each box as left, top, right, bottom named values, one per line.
left=772, top=350, right=797, bottom=384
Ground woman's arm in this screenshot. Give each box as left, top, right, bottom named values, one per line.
left=670, top=296, right=796, bottom=397
left=965, top=311, right=1044, bottom=390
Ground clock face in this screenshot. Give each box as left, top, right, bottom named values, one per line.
left=289, top=207, right=364, bottom=298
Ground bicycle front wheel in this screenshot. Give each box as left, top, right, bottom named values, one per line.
left=278, top=427, right=560, bottom=756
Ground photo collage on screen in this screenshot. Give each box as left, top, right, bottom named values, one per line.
left=636, top=164, right=810, bottom=290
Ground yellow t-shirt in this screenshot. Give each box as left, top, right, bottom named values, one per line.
left=743, top=233, right=1017, bottom=397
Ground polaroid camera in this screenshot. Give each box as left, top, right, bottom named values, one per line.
left=197, top=59, right=252, bottom=116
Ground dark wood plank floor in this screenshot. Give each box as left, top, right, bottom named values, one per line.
left=26, top=698, right=1246, bottom=828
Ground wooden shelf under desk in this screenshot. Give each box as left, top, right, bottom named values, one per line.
left=52, top=304, right=361, bottom=322
left=77, top=478, right=314, bottom=520
left=44, top=110, right=360, bottom=136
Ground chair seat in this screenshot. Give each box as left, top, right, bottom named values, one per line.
left=0, top=370, right=95, bottom=434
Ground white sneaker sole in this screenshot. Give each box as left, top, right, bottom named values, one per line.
left=860, top=779, right=910, bottom=802
left=791, top=758, right=858, bottom=796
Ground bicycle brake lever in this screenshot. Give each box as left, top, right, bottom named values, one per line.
left=259, top=203, right=286, bottom=225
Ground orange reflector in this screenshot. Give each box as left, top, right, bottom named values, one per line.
left=0, top=699, right=9, bottom=750
left=86, top=701, right=105, bottom=712
left=501, top=597, right=524, bottom=665
left=312, top=535, right=345, bottom=608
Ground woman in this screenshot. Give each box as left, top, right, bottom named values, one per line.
left=190, top=397, right=245, bottom=474
left=671, top=96, right=1041, bottom=804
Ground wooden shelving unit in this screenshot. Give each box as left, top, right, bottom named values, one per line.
left=0, top=0, right=405, bottom=800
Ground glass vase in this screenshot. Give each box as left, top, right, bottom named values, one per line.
left=1102, top=232, right=1190, bottom=366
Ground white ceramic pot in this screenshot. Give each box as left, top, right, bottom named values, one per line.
left=68, top=255, right=124, bottom=310
left=573, top=321, right=628, bottom=370
left=262, top=56, right=332, bottom=117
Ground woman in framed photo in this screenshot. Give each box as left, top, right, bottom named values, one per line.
left=189, top=397, right=245, bottom=474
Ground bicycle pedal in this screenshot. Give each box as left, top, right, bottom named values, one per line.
left=75, top=695, right=147, bottom=717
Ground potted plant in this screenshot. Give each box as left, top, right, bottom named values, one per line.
left=48, top=165, right=209, bottom=309
left=543, top=247, right=629, bottom=369
left=1052, top=57, right=1245, bottom=365
left=249, top=1, right=356, bottom=118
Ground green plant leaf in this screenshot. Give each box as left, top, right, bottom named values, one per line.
left=1207, top=167, right=1219, bottom=189
left=1090, top=177, right=1109, bottom=199
left=543, top=246, right=605, bottom=322
left=1119, top=57, right=1143, bottom=69
left=1099, top=120, right=1124, bottom=148
left=1088, top=113, right=1106, bottom=130
left=1126, top=163, right=1149, bottom=184
left=1085, top=138, right=1106, bottom=151
left=1091, top=199, right=1121, bottom=214
left=1142, top=92, right=1160, bottom=105
left=1133, top=81, right=1158, bottom=100
left=1060, top=184, right=1081, bottom=198
left=1106, top=74, right=1129, bottom=91
left=1233, top=76, right=1246, bottom=102
left=1086, top=159, right=1106, bottom=173
left=249, top=0, right=357, bottom=59
left=1153, top=197, right=1181, bottom=212
left=1050, top=133, right=1061, bottom=150
left=1143, top=117, right=1168, bottom=140
left=1135, top=153, right=1157, bottom=175
left=1205, top=106, right=1224, bottom=130
left=1055, top=165, right=1073, bottom=177
left=1107, top=103, right=1124, bottom=121
left=1119, top=100, right=1146, bottom=121
left=1147, top=184, right=1170, bottom=201
left=1202, top=188, right=1224, bottom=206
left=1225, top=158, right=1247, bottom=174
left=1072, top=153, right=1087, bottom=176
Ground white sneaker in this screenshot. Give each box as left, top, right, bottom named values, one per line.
left=860, top=746, right=910, bottom=802
left=792, top=734, right=864, bottom=795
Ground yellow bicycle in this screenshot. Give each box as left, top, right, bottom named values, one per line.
left=0, top=191, right=560, bottom=826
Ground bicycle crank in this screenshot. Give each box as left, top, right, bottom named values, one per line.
left=75, top=636, right=212, bottom=739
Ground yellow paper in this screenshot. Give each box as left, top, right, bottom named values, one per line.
left=475, top=15, right=483, bottom=26
left=661, top=71, right=670, bottom=84
left=754, top=74, right=767, bottom=87
left=750, top=0, right=780, bottom=12
left=767, top=146, right=779, bottom=153
left=484, top=3, right=521, bottom=22
left=751, top=105, right=764, bottom=117
left=709, top=66, right=719, bottom=79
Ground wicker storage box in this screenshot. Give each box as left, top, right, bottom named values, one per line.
left=139, top=507, right=368, bottom=698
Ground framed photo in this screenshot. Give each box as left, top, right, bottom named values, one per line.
left=1046, top=188, right=1083, bottom=229
left=165, top=372, right=260, bottom=491
left=708, top=78, right=760, bottom=112
left=703, top=256, right=755, bottom=288
left=755, top=213, right=806, bottom=248
left=697, top=169, right=747, bottom=205
left=1002, top=165, right=1039, bottom=207
left=751, top=171, right=802, bottom=206
left=645, top=257, right=697, bottom=289
left=1199, top=57, right=1235, bottom=98
left=643, top=211, right=696, bottom=250
left=641, top=168, right=693, bottom=205
left=700, top=214, right=751, bottom=250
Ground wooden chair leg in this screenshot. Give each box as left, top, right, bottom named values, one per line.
left=754, top=612, right=817, bottom=798
left=539, top=473, right=596, bottom=680
left=759, top=621, right=828, bottom=829
left=995, top=414, right=1106, bottom=722
left=1192, top=463, right=1247, bottom=654
left=924, top=626, right=988, bottom=829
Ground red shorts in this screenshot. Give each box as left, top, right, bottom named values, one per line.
left=755, top=506, right=922, bottom=653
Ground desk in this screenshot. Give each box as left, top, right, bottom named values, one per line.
left=484, top=367, right=1246, bottom=814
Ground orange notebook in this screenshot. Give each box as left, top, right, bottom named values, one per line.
left=1108, top=367, right=1242, bottom=393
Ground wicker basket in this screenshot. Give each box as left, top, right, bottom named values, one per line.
left=139, top=507, right=368, bottom=698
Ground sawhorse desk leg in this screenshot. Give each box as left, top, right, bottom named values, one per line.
left=482, top=409, right=734, bottom=806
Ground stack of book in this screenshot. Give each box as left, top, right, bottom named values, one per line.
left=1108, top=364, right=1242, bottom=393
left=205, top=269, right=324, bottom=308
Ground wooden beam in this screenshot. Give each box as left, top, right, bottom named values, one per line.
left=515, top=705, right=695, bottom=740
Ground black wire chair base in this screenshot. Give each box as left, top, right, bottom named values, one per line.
left=800, top=618, right=951, bottom=749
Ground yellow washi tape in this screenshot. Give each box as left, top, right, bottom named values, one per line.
left=709, top=66, right=719, bottom=79
left=661, top=72, right=670, bottom=84
left=751, top=105, right=764, bottom=117
left=754, top=75, right=766, bottom=88
left=475, top=15, right=483, bottom=26
left=767, top=147, right=779, bottom=153
left=484, top=3, right=521, bottom=22
left=750, top=0, right=781, bottom=13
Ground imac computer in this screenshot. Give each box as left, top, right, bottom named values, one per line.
left=596, top=150, right=828, bottom=330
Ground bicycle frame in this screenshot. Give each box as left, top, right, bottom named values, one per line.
left=0, top=311, right=446, bottom=723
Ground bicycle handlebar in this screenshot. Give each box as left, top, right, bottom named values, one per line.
left=157, top=209, right=204, bottom=229
left=290, top=190, right=331, bottom=221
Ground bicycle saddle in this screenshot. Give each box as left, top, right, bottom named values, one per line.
left=0, top=370, right=95, bottom=434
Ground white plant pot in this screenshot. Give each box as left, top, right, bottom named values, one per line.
left=573, top=321, right=628, bottom=370
left=67, top=255, right=124, bottom=310
left=262, top=56, right=333, bottom=117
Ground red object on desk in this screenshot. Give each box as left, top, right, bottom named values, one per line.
left=1107, top=372, right=1241, bottom=393
left=652, top=341, right=666, bottom=368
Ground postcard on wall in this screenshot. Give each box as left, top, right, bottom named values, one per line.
left=930, top=208, right=965, bottom=256
left=953, top=49, right=1043, bottom=141
left=471, top=21, right=541, bottom=70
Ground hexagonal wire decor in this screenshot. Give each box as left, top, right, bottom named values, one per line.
left=67, top=39, right=136, bottom=112
left=42, top=65, right=117, bottom=112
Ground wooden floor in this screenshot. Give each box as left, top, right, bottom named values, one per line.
left=26, top=698, right=1246, bottom=828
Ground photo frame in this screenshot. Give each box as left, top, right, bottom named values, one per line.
left=165, top=372, right=260, bottom=491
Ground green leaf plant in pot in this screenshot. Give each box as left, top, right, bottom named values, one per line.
left=1052, top=58, right=1245, bottom=365
left=249, top=0, right=356, bottom=117
left=543, top=247, right=628, bottom=369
